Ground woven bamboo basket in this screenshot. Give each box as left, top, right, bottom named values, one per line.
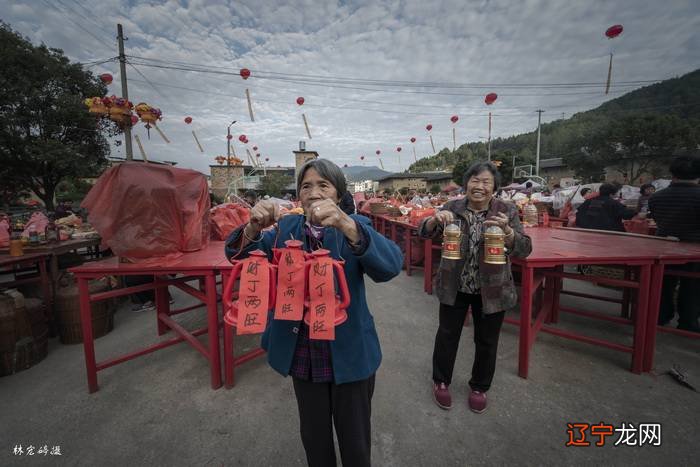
left=369, top=203, right=388, bottom=214
left=55, top=275, right=114, bottom=345
left=0, top=293, right=48, bottom=376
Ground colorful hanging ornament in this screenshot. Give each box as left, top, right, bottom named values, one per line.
left=99, top=73, right=113, bottom=85
left=410, top=137, right=417, bottom=162
left=296, top=96, right=312, bottom=139
left=396, top=146, right=402, bottom=167
left=375, top=150, right=384, bottom=170
left=134, top=102, right=169, bottom=143
left=240, top=68, right=255, bottom=121
left=426, top=124, right=435, bottom=153
left=604, top=24, right=623, bottom=94
left=184, top=116, right=203, bottom=153
left=450, top=115, right=459, bottom=151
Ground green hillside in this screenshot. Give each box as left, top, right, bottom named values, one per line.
left=409, top=69, right=700, bottom=184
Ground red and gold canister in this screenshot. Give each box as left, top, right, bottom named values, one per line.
left=441, top=223, right=462, bottom=260
left=484, top=226, right=506, bottom=265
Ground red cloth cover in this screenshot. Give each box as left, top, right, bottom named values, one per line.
left=210, top=203, right=250, bottom=241
left=81, top=162, right=210, bottom=261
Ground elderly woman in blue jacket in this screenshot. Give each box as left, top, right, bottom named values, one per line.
left=225, top=159, right=403, bottom=467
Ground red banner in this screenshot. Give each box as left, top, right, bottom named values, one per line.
left=274, top=247, right=305, bottom=321
left=307, top=256, right=336, bottom=340
left=236, top=256, right=270, bottom=335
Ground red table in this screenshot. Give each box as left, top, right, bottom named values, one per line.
left=70, top=242, right=232, bottom=393
left=511, top=227, right=660, bottom=377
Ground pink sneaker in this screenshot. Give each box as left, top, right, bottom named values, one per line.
left=433, top=382, right=452, bottom=410
left=468, top=390, right=488, bottom=413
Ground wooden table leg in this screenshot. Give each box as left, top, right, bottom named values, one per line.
left=424, top=238, right=433, bottom=294
left=78, top=277, right=99, bottom=393
left=518, top=265, right=534, bottom=378
left=37, top=257, right=53, bottom=325
left=643, top=263, right=665, bottom=372
left=155, top=275, right=170, bottom=336
left=632, top=264, right=651, bottom=374
left=205, top=273, right=222, bottom=390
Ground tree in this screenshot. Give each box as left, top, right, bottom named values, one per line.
left=567, top=113, right=700, bottom=184
left=0, top=23, right=113, bottom=210
left=429, top=184, right=441, bottom=194
left=257, top=173, right=293, bottom=198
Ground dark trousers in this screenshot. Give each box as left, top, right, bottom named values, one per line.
left=658, top=263, right=700, bottom=332
left=432, top=292, right=505, bottom=392
left=292, top=375, right=375, bottom=467
left=123, top=274, right=155, bottom=304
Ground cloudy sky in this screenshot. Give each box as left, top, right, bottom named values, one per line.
left=2, top=0, right=699, bottom=174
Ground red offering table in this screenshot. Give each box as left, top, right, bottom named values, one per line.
left=511, top=227, right=660, bottom=377
left=69, top=242, right=233, bottom=393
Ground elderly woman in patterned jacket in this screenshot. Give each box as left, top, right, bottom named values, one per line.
left=419, top=161, right=532, bottom=413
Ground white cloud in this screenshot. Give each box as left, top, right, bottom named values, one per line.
left=2, top=0, right=699, bottom=173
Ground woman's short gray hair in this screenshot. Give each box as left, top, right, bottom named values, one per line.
left=297, top=159, right=347, bottom=197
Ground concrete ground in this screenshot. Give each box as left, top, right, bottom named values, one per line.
left=1, top=270, right=699, bottom=466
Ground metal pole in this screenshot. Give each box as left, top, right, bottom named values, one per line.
left=487, top=112, right=492, bottom=161
left=117, top=24, right=133, bottom=161
left=535, top=109, right=544, bottom=176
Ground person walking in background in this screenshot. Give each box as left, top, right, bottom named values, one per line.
left=649, top=155, right=700, bottom=332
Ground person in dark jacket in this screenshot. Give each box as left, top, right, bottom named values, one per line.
left=225, top=159, right=403, bottom=466
left=649, top=155, right=700, bottom=332
left=575, top=183, right=635, bottom=232
left=419, top=162, right=532, bottom=414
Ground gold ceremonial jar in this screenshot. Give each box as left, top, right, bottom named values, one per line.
left=442, top=222, right=462, bottom=260
left=484, top=225, right=506, bottom=265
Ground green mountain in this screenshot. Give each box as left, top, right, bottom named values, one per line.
left=409, top=68, right=700, bottom=183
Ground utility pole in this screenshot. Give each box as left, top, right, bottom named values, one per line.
left=226, top=120, right=236, bottom=166
left=512, top=153, right=516, bottom=181
left=117, top=24, right=133, bottom=161
left=487, top=112, right=492, bottom=161
left=535, top=109, right=544, bottom=176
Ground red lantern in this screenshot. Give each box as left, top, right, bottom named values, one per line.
left=99, top=73, right=113, bottom=85
left=265, top=157, right=270, bottom=162
left=184, top=116, right=193, bottom=124
left=410, top=137, right=416, bottom=143
left=239, top=135, right=247, bottom=143
left=360, top=156, right=365, bottom=160
left=253, top=146, right=258, bottom=151
left=376, top=150, right=381, bottom=155
left=240, top=68, right=251, bottom=80
left=130, top=115, right=138, bottom=125
left=296, top=97, right=305, bottom=106
left=396, top=147, right=402, bottom=152
left=485, top=93, right=498, bottom=105
left=227, top=134, right=233, bottom=140
left=426, top=124, right=432, bottom=131
left=256, top=153, right=261, bottom=158
left=343, top=164, right=348, bottom=168
left=605, top=24, right=623, bottom=39
left=451, top=115, right=459, bottom=124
